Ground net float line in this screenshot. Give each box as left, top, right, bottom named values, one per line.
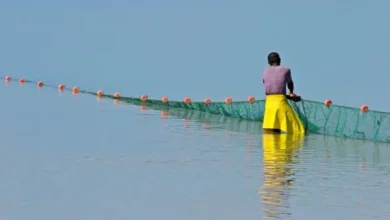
left=3, top=75, right=272, bottom=105
left=3, top=75, right=368, bottom=111
left=4, top=75, right=389, bottom=143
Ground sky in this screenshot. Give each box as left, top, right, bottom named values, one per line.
left=0, top=0, right=389, bottom=111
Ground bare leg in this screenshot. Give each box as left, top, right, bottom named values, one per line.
left=263, top=128, right=281, bottom=134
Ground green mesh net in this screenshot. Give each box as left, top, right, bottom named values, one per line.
left=95, top=92, right=387, bottom=142
left=8, top=78, right=390, bottom=142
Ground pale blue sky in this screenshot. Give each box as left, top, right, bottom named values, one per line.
left=0, top=0, right=389, bottom=110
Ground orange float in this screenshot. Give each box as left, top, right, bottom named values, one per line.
left=140, top=94, right=148, bottom=101
left=72, top=86, right=79, bottom=94
left=5, top=76, right=11, bottom=82
left=204, top=98, right=211, bottom=104
left=37, top=81, right=44, bottom=87
left=225, top=97, right=232, bottom=104
left=361, top=105, right=369, bottom=112
left=19, top=78, right=26, bottom=84
left=114, top=92, right=120, bottom=99
left=184, top=97, right=191, bottom=104
left=58, top=84, right=65, bottom=91
left=161, top=96, right=168, bottom=103
left=324, top=99, right=332, bottom=107
left=97, top=90, right=104, bottom=97
left=248, top=96, right=255, bottom=104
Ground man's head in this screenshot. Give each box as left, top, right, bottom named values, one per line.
left=267, top=52, right=281, bottom=66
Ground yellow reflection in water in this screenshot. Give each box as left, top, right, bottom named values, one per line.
left=259, top=133, right=304, bottom=219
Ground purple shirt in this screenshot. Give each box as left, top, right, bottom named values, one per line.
left=262, top=66, right=292, bottom=95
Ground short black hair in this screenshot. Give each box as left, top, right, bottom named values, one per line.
left=267, top=52, right=281, bottom=65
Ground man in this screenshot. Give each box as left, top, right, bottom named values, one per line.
left=262, top=52, right=305, bottom=134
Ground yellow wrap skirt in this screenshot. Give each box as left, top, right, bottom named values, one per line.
left=262, top=94, right=305, bottom=134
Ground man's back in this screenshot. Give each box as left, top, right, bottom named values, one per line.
left=263, top=66, right=292, bottom=95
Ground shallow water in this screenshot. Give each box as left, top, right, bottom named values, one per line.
left=1, top=83, right=390, bottom=220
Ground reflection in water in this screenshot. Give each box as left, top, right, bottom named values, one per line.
left=260, top=133, right=305, bottom=219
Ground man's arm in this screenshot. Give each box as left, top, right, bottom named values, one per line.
left=263, top=78, right=268, bottom=95
left=286, top=69, right=294, bottom=94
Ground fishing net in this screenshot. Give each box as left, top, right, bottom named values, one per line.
left=111, top=94, right=390, bottom=142
left=6, top=78, right=390, bottom=142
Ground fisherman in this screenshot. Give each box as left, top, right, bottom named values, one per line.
left=262, top=52, right=305, bottom=134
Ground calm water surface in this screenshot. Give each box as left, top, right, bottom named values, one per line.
left=1, top=83, right=390, bottom=220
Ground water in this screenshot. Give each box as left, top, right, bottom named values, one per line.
left=1, top=82, right=390, bottom=220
